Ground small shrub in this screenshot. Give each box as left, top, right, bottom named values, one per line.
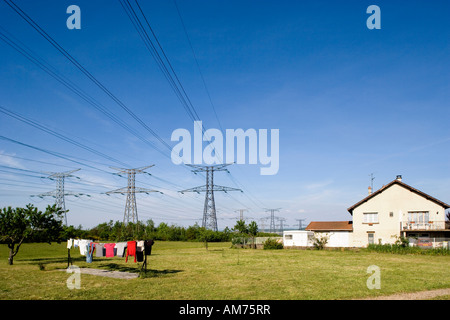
left=263, top=238, right=283, bottom=250
left=312, top=233, right=329, bottom=250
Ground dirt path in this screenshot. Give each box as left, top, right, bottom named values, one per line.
left=357, top=288, right=450, bottom=300
left=59, top=267, right=139, bottom=279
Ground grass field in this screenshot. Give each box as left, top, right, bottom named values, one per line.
left=1, top=241, right=449, bottom=300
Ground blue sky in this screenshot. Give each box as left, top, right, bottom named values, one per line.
left=0, top=0, right=449, bottom=230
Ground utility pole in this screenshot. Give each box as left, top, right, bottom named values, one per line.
left=106, top=165, right=160, bottom=227
left=265, top=208, right=281, bottom=233
left=296, top=218, right=306, bottom=230
left=33, top=169, right=86, bottom=226
left=180, top=164, right=242, bottom=231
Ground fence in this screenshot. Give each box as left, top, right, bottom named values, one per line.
left=407, top=237, right=450, bottom=249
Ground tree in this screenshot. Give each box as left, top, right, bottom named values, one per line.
left=232, top=220, right=259, bottom=249
left=0, top=204, right=65, bottom=265
left=233, top=219, right=248, bottom=234
left=248, top=221, right=259, bottom=249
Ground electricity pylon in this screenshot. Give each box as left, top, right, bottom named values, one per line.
left=264, top=208, right=281, bottom=233
left=180, top=164, right=242, bottom=231
left=33, top=169, right=86, bottom=226
left=296, top=218, right=306, bottom=230
left=235, top=208, right=248, bottom=221
left=106, top=165, right=160, bottom=226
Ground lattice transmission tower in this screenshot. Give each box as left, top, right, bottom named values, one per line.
left=33, top=169, right=86, bottom=226
left=106, top=165, right=161, bottom=226
left=265, top=208, right=281, bottom=233
left=180, top=164, right=242, bottom=231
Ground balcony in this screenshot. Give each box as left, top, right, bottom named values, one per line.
left=402, top=221, right=446, bottom=231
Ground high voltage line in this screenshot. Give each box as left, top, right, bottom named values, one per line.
left=1, top=0, right=274, bottom=226
left=3, top=0, right=172, bottom=153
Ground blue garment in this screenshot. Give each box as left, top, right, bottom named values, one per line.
left=86, top=242, right=94, bottom=263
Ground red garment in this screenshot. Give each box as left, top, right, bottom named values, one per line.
left=104, top=243, right=116, bottom=258
left=126, top=241, right=137, bottom=262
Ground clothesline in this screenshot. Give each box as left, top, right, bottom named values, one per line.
left=67, top=238, right=154, bottom=264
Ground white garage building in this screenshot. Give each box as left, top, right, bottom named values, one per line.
left=283, top=221, right=353, bottom=248
left=283, top=230, right=314, bottom=247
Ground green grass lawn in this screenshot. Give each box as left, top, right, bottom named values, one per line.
left=0, top=241, right=449, bottom=300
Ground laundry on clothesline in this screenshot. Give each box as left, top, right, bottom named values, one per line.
left=66, top=238, right=155, bottom=263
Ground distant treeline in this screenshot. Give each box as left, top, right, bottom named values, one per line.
left=62, top=219, right=277, bottom=242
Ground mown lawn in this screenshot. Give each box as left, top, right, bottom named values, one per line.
left=0, top=241, right=449, bottom=300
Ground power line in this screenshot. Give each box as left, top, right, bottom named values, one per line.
left=3, top=0, right=171, bottom=152
left=172, top=0, right=224, bottom=132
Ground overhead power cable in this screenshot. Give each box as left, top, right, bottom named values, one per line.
left=3, top=0, right=171, bottom=152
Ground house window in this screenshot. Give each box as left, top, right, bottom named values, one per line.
left=389, top=212, right=394, bottom=217
left=285, top=235, right=293, bottom=240
left=408, top=211, right=429, bottom=223
left=368, top=233, right=374, bottom=244
left=363, top=212, right=378, bottom=223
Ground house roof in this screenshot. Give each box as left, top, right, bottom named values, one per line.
left=347, top=178, right=450, bottom=214
left=305, top=221, right=353, bottom=231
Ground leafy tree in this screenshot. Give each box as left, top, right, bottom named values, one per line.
left=198, top=227, right=215, bottom=250
left=233, top=219, right=248, bottom=234
left=248, top=221, right=259, bottom=249
left=0, top=204, right=65, bottom=265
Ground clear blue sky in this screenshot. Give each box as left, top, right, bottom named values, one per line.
left=1, top=0, right=449, bottom=230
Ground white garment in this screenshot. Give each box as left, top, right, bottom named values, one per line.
left=67, top=238, right=73, bottom=249
left=136, top=241, right=145, bottom=252
left=78, top=239, right=92, bottom=256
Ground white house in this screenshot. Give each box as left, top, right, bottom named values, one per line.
left=348, top=175, right=450, bottom=247
left=287, top=175, right=450, bottom=248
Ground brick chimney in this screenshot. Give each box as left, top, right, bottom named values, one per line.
left=368, top=186, right=372, bottom=195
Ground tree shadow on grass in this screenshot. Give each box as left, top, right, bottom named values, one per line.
left=21, top=256, right=86, bottom=265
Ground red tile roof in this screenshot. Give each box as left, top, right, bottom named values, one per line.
left=305, top=221, right=353, bottom=231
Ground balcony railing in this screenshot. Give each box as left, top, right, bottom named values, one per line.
left=402, top=221, right=446, bottom=231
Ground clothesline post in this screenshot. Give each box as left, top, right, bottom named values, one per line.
left=67, top=248, right=72, bottom=268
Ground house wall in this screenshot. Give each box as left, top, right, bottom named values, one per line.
left=352, top=184, right=446, bottom=247
left=312, top=231, right=351, bottom=247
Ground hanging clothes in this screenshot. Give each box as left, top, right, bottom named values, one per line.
left=79, top=240, right=88, bottom=256
left=136, top=241, right=144, bottom=252
left=114, top=242, right=127, bottom=257
left=125, top=241, right=137, bottom=263
left=144, top=240, right=154, bottom=255
left=67, top=238, right=73, bottom=249
left=86, top=242, right=94, bottom=263
left=95, top=243, right=105, bottom=257
left=104, top=243, right=116, bottom=258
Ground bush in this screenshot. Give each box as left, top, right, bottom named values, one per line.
left=312, top=233, right=329, bottom=250
left=263, top=238, right=283, bottom=250
left=366, top=243, right=450, bottom=255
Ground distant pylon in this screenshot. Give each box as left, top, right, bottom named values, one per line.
left=265, top=208, right=281, bottom=233
left=296, top=218, right=306, bottom=230
left=106, top=165, right=160, bottom=226
left=33, top=169, right=86, bottom=226
left=180, top=164, right=242, bottom=231
left=235, top=208, right=248, bottom=221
